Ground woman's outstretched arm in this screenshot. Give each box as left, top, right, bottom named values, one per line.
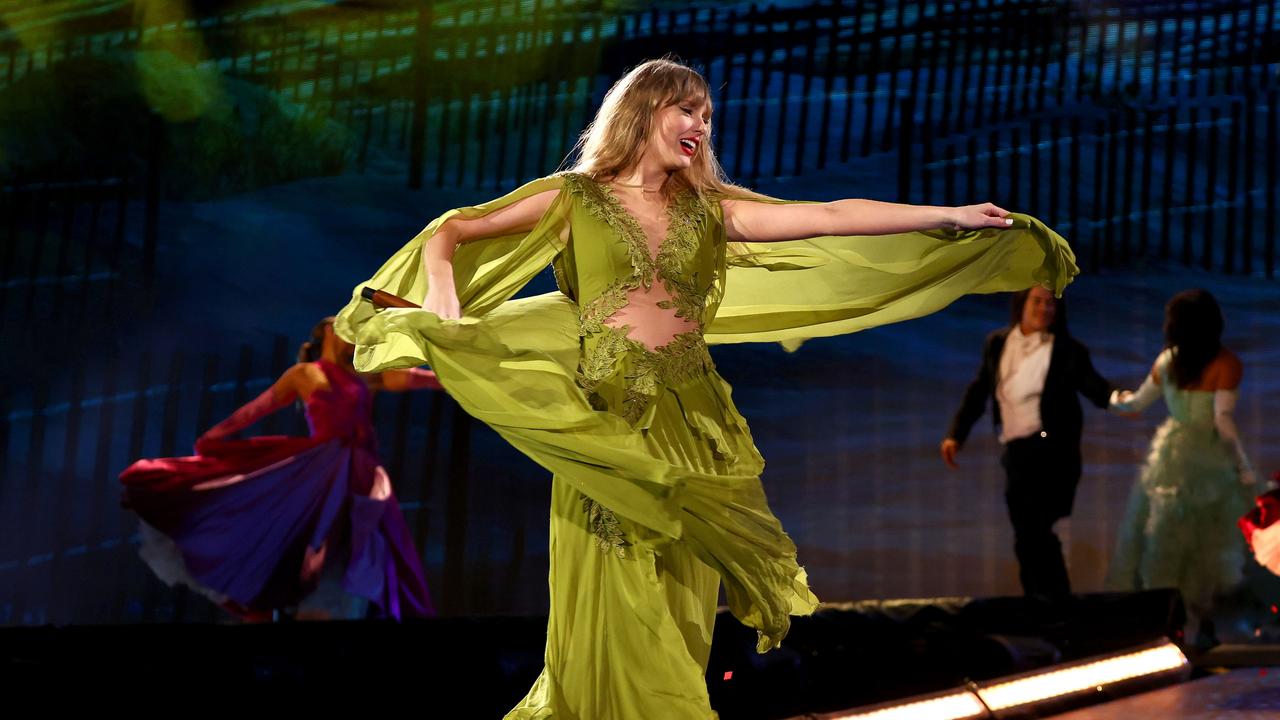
left=198, top=364, right=306, bottom=443
left=720, top=197, right=1013, bottom=244
left=368, top=368, right=444, bottom=392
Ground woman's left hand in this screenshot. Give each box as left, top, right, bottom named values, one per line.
left=948, top=203, right=1013, bottom=231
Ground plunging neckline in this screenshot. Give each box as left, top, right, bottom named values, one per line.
left=594, top=178, right=679, bottom=275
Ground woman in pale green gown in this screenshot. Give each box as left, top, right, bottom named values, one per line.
left=1107, top=289, right=1257, bottom=645
left=335, top=59, right=1078, bottom=718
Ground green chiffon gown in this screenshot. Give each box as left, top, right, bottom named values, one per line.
left=335, top=171, right=1078, bottom=719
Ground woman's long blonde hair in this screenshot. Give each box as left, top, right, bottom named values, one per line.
left=565, top=57, right=759, bottom=202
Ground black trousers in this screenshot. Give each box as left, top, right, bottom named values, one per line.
left=1002, top=433, right=1080, bottom=599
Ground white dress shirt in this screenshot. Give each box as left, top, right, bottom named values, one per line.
left=996, top=325, right=1054, bottom=443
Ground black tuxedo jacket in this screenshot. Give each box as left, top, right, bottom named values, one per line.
left=947, top=327, right=1114, bottom=475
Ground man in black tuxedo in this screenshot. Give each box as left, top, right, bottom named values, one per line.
left=941, top=287, right=1114, bottom=599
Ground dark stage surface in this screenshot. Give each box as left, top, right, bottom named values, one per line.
left=6, top=590, right=1254, bottom=718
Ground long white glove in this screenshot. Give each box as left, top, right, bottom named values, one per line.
left=1109, top=375, right=1161, bottom=414
left=1214, top=388, right=1256, bottom=486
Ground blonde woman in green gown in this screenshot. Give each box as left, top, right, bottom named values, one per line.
left=336, top=59, right=1078, bottom=718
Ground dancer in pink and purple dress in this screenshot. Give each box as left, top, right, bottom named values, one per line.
left=120, top=317, right=439, bottom=620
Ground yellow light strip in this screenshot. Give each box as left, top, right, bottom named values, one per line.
left=818, top=641, right=1189, bottom=720
left=977, top=642, right=1188, bottom=711
left=829, top=691, right=987, bottom=720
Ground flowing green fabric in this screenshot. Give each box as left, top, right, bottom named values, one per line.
left=708, top=199, right=1075, bottom=349
left=335, top=172, right=1078, bottom=718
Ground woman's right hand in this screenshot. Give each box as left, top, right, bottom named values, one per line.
left=423, top=278, right=462, bottom=320
left=1109, top=390, right=1141, bottom=418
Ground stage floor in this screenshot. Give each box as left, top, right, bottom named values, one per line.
left=1049, top=669, right=1280, bottom=719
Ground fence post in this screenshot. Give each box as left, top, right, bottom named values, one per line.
left=1161, top=106, right=1175, bottom=261
left=143, top=112, right=162, bottom=283
left=441, top=404, right=472, bottom=614
left=408, top=1, right=432, bottom=189
left=1268, top=88, right=1277, bottom=279
left=897, top=97, right=914, bottom=203
left=1182, top=106, right=1198, bottom=268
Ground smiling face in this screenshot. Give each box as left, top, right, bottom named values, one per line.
left=641, top=97, right=711, bottom=172
left=1020, top=286, right=1057, bottom=334
left=572, top=59, right=729, bottom=193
